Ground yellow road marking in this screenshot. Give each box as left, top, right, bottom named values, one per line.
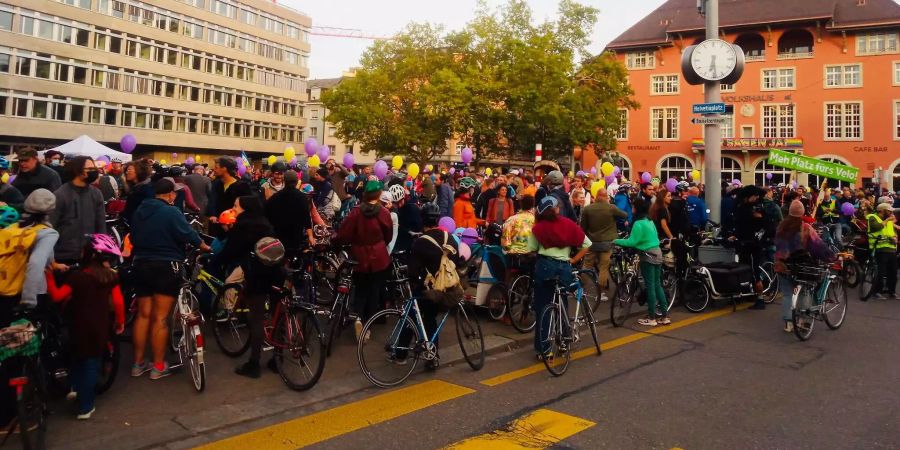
left=443, top=409, right=595, bottom=449
left=481, top=304, right=751, bottom=386
left=197, top=380, right=474, bottom=450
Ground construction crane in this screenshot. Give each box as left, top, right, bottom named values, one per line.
left=310, top=26, right=392, bottom=40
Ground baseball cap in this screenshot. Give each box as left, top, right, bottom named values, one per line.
left=537, top=196, right=559, bottom=214
left=16, top=147, right=38, bottom=160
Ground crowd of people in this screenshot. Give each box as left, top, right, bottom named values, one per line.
left=1, top=145, right=898, bottom=424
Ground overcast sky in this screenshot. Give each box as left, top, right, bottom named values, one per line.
left=280, top=0, right=667, bottom=79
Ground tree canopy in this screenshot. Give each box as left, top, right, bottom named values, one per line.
left=322, top=0, right=638, bottom=164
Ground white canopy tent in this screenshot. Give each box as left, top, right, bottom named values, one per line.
left=40, top=135, right=133, bottom=162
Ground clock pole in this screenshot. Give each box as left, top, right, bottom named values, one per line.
left=702, top=0, right=722, bottom=223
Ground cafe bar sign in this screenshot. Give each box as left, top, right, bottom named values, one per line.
left=691, top=138, right=803, bottom=151
left=767, top=149, right=859, bottom=183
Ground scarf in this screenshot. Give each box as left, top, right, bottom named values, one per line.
left=532, top=216, right=585, bottom=249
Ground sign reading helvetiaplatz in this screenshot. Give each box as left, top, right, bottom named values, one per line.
left=692, top=103, right=727, bottom=114
left=766, top=149, right=859, bottom=183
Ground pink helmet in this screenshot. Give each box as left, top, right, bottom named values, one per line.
left=88, top=233, right=122, bottom=257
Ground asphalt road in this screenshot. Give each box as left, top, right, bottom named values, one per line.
left=25, top=290, right=900, bottom=450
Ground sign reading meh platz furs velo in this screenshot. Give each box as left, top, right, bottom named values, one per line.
left=767, top=149, right=859, bottom=183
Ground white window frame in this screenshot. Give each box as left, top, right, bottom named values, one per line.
left=657, top=155, right=694, bottom=181
left=824, top=64, right=862, bottom=88
left=894, top=100, right=900, bottom=141
left=616, top=108, right=628, bottom=140
left=720, top=83, right=735, bottom=93
left=823, top=101, right=863, bottom=141
left=720, top=156, right=743, bottom=183
left=625, top=51, right=655, bottom=70
left=761, top=103, right=796, bottom=138
left=760, top=67, right=796, bottom=91
left=721, top=115, right=735, bottom=138
left=894, top=61, right=900, bottom=86
left=856, top=32, right=899, bottom=56
left=650, top=107, right=679, bottom=141
left=650, top=74, right=679, bottom=95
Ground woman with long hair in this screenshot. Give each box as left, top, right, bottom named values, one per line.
left=614, top=199, right=670, bottom=326
left=650, top=189, right=674, bottom=240
left=486, top=185, right=514, bottom=226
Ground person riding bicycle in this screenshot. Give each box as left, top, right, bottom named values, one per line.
left=614, top=199, right=670, bottom=327
left=732, top=185, right=768, bottom=310
left=865, top=203, right=898, bottom=300
left=44, top=234, right=125, bottom=419
left=527, top=196, right=591, bottom=360
left=774, top=200, right=835, bottom=332
left=815, top=187, right=842, bottom=247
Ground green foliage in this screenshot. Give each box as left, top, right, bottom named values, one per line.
left=322, top=0, right=637, bottom=165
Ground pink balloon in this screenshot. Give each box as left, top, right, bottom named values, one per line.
left=458, top=242, right=471, bottom=261
left=449, top=167, right=455, bottom=175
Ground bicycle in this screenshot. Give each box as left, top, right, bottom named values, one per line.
left=506, top=256, right=535, bottom=333
left=858, top=237, right=895, bottom=300
left=0, top=316, right=47, bottom=450
left=538, top=275, right=602, bottom=377
left=787, top=263, right=847, bottom=341
left=357, top=297, right=485, bottom=388
left=322, top=259, right=356, bottom=357
left=610, top=247, right=641, bottom=327
left=169, top=258, right=206, bottom=392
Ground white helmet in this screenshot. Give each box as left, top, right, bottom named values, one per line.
left=388, top=184, right=406, bottom=202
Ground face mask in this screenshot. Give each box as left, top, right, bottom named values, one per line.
left=50, top=159, right=61, bottom=167
left=84, top=169, right=99, bottom=184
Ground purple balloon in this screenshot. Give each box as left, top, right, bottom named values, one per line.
left=343, top=153, right=354, bottom=168
left=96, top=155, right=111, bottom=164
left=590, top=167, right=598, bottom=176
left=732, top=179, right=743, bottom=187
left=7, top=175, right=15, bottom=184
left=576, top=170, right=585, bottom=177
left=605, top=175, right=616, bottom=185
left=289, top=157, right=297, bottom=168
left=438, top=216, right=456, bottom=232
left=235, top=157, right=244, bottom=168
left=641, top=172, right=652, bottom=183
left=304, top=138, right=318, bottom=157
left=613, top=166, right=621, bottom=176
left=185, top=157, right=195, bottom=165
left=373, top=160, right=388, bottom=179
left=237, top=164, right=247, bottom=176
left=449, top=167, right=455, bottom=175
left=840, top=202, right=856, bottom=216
left=461, top=227, right=478, bottom=245
left=120, top=134, right=136, bottom=154
left=172, top=152, right=178, bottom=159
left=461, top=147, right=473, bottom=164
left=665, top=178, right=678, bottom=193
left=317, top=144, right=330, bottom=161
left=765, top=172, right=773, bottom=180
left=791, top=180, right=798, bottom=189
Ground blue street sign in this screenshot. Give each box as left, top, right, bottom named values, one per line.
left=692, top=103, right=726, bottom=114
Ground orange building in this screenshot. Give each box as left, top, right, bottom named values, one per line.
left=581, top=0, right=900, bottom=190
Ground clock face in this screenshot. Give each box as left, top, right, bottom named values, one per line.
left=691, top=39, right=738, bottom=81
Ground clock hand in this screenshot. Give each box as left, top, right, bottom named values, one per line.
left=709, top=55, right=717, bottom=74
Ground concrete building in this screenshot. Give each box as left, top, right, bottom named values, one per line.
left=580, top=0, right=900, bottom=189
left=0, top=0, right=310, bottom=162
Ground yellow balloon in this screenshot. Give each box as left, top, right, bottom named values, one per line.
left=160, top=159, right=167, bottom=165
left=425, top=164, right=433, bottom=172
left=284, top=147, right=295, bottom=161
left=407, top=163, right=420, bottom=179
left=567, top=171, right=574, bottom=178
left=601, top=162, right=614, bottom=177
left=194, top=155, right=200, bottom=162
left=590, top=180, right=606, bottom=198
left=391, top=155, right=403, bottom=170
left=308, top=154, right=321, bottom=168
left=691, top=169, right=701, bottom=181
left=267, top=155, right=277, bottom=166
left=1, top=173, right=9, bottom=184
left=485, top=168, right=493, bottom=176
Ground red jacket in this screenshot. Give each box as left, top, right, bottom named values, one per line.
left=336, top=202, right=393, bottom=273
left=486, top=197, right=514, bottom=225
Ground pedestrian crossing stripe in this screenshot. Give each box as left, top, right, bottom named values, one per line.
left=196, top=380, right=474, bottom=450
left=442, top=409, right=595, bottom=449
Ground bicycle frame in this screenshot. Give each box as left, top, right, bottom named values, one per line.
left=387, top=298, right=453, bottom=358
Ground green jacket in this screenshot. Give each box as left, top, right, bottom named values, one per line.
left=580, top=201, right=627, bottom=243
left=613, top=218, right=660, bottom=251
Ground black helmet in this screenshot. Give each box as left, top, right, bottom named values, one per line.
left=270, top=161, right=287, bottom=173
left=484, top=223, right=502, bottom=245
left=421, top=202, right=441, bottom=225
left=167, top=165, right=185, bottom=178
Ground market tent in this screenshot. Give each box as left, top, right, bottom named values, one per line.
left=41, top=135, right=132, bottom=162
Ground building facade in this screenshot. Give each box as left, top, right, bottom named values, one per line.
left=0, top=0, right=310, bottom=161
left=581, top=0, right=900, bottom=190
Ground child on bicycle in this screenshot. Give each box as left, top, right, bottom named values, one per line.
left=527, top=196, right=591, bottom=360
left=44, top=234, right=125, bottom=419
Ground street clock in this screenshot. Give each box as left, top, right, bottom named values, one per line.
left=681, top=39, right=744, bottom=85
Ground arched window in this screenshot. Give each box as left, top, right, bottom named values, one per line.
left=603, top=154, right=632, bottom=181
left=807, top=157, right=851, bottom=189
left=893, top=160, right=900, bottom=192
left=721, top=157, right=742, bottom=184
left=659, top=156, right=693, bottom=181
left=754, top=158, right=792, bottom=186
left=778, top=29, right=814, bottom=57
left=734, top=33, right=766, bottom=60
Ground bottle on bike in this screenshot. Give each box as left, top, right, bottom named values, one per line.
left=613, top=199, right=669, bottom=327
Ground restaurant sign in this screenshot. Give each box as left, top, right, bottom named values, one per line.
left=767, top=149, right=859, bottom=183
left=692, top=138, right=803, bottom=151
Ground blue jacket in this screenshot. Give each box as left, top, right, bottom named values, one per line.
left=686, top=195, right=708, bottom=228
left=131, top=198, right=202, bottom=262
left=436, top=184, right=453, bottom=217
left=613, top=192, right=632, bottom=230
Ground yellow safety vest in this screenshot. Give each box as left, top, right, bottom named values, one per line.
left=821, top=199, right=838, bottom=219
left=866, top=213, right=896, bottom=250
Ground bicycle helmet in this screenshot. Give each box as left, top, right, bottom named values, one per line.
left=675, top=181, right=690, bottom=193
left=617, top=183, right=632, bottom=194
left=0, top=206, right=19, bottom=228
left=388, top=184, right=406, bottom=202
left=458, top=177, right=478, bottom=190
left=484, top=223, right=502, bottom=245
left=167, top=165, right=185, bottom=178
left=379, top=191, right=393, bottom=204
left=0, top=156, right=8, bottom=170
left=270, top=161, right=287, bottom=173
left=218, top=208, right=238, bottom=225
left=88, top=233, right=122, bottom=257
left=421, top=202, right=441, bottom=223
left=301, top=183, right=314, bottom=194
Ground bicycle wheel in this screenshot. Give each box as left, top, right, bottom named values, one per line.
left=661, top=267, right=678, bottom=312
left=315, top=255, right=340, bottom=306
left=486, top=283, right=507, bottom=321
left=582, top=300, right=602, bottom=356
left=683, top=277, right=710, bottom=313
left=842, top=260, right=861, bottom=288
left=357, top=309, right=419, bottom=388
left=325, top=294, right=346, bottom=358
left=17, top=359, right=47, bottom=450
left=859, top=261, right=876, bottom=300
left=184, top=321, right=206, bottom=392
left=792, top=308, right=815, bottom=341
left=212, top=294, right=251, bottom=357
left=577, top=270, right=601, bottom=313
left=760, top=262, right=779, bottom=304
left=610, top=275, right=634, bottom=327
left=539, top=303, right=570, bottom=377
left=95, top=337, right=120, bottom=395
left=823, top=278, right=848, bottom=330
left=274, top=308, right=326, bottom=391
left=507, top=275, right=535, bottom=333
left=456, top=304, right=485, bottom=370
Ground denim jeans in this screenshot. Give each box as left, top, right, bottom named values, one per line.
left=532, top=257, right=577, bottom=355
left=70, top=357, right=100, bottom=414
left=778, top=274, right=796, bottom=321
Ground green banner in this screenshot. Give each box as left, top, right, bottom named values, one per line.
left=766, top=149, right=859, bottom=183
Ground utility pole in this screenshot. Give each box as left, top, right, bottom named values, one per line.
left=703, top=0, right=722, bottom=223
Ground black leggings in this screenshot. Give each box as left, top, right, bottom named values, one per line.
left=245, top=292, right=267, bottom=365
left=353, top=270, right=387, bottom=323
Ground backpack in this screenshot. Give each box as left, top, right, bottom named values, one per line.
left=254, top=236, right=286, bottom=267
left=0, top=224, right=46, bottom=296
left=421, top=231, right=461, bottom=292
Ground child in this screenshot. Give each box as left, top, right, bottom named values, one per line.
left=46, top=234, right=125, bottom=419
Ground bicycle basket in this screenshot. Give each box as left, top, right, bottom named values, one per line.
left=787, top=264, right=828, bottom=283
left=0, top=320, right=40, bottom=361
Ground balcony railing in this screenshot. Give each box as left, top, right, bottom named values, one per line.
left=777, top=51, right=814, bottom=60
left=744, top=54, right=765, bottom=62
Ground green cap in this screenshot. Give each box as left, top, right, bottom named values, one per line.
left=364, top=180, right=384, bottom=193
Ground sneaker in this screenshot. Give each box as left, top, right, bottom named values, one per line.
left=388, top=354, right=408, bottom=366
left=76, top=408, right=95, bottom=420
left=599, top=293, right=609, bottom=302
left=890, top=293, right=899, bottom=299
left=66, top=390, right=77, bottom=401
left=637, top=316, right=658, bottom=327
left=149, top=362, right=172, bottom=380
left=783, top=321, right=794, bottom=333
left=354, top=319, right=363, bottom=341
left=424, top=358, right=439, bottom=372
left=658, top=316, right=672, bottom=325
left=130, top=361, right=152, bottom=377
left=234, top=361, right=261, bottom=379
left=871, top=293, right=884, bottom=300
left=364, top=330, right=371, bottom=343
